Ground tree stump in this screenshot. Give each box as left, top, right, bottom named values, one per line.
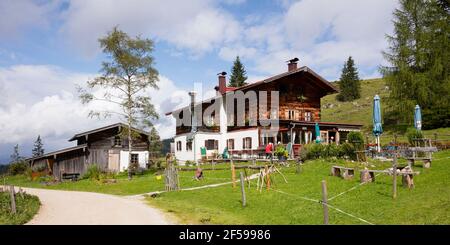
left=402, top=174, right=414, bottom=189
left=360, top=169, right=373, bottom=183
left=343, top=169, right=354, bottom=180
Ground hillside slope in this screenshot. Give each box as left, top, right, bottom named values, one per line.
left=321, top=78, right=388, bottom=132
left=321, top=78, right=449, bottom=142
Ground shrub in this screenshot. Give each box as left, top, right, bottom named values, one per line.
left=406, top=127, right=424, bottom=146
left=300, top=143, right=324, bottom=160
left=82, top=164, right=101, bottom=180
left=300, top=142, right=358, bottom=161
left=340, top=143, right=356, bottom=160
left=8, top=161, right=29, bottom=176
left=274, top=145, right=289, bottom=158
left=347, top=132, right=364, bottom=147
left=323, top=144, right=340, bottom=158
left=185, top=160, right=194, bottom=167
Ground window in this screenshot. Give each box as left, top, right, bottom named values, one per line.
left=205, top=113, right=216, bottom=127
left=287, top=110, right=297, bottom=120
left=131, top=154, right=139, bottom=165
left=227, top=139, right=235, bottom=150
left=114, top=136, right=122, bottom=146
left=176, top=141, right=182, bottom=151
left=304, top=111, right=312, bottom=121
left=243, top=137, right=252, bottom=149
left=186, top=141, right=192, bottom=151
left=205, top=139, right=218, bottom=150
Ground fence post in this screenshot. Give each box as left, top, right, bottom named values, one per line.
left=321, top=180, right=329, bottom=225
left=393, top=154, right=397, bottom=199
left=239, top=172, right=246, bottom=207
left=231, top=160, right=236, bottom=188
left=9, top=185, right=16, bottom=214
left=265, top=165, right=271, bottom=190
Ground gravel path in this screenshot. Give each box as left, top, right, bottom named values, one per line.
left=12, top=187, right=174, bottom=225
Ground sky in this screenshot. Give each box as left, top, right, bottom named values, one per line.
left=0, top=0, right=399, bottom=164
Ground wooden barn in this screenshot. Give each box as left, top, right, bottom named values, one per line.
left=26, top=123, right=150, bottom=180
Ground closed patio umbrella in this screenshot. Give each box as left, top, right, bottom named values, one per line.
left=315, top=122, right=321, bottom=143
left=414, top=105, right=422, bottom=131
left=372, top=95, right=383, bottom=152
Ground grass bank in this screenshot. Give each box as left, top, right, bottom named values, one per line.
left=146, top=150, right=450, bottom=224
left=0, top=190, right=40, bottom=225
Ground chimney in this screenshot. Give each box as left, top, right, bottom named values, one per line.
left=218, top=71, right=227, bottom=94
left=287, top=57, right=299, bottom=72
left=188, top=91, right=197, bottom=132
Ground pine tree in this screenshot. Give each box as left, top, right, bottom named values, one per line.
left=380, top=0, right=450, bottom=129
left=32, top=135, right=45, bottom=157
left=10, top=144, right=22, bottom=164
left=228, top=56, right=248, bottom=87
left=336, top=56, right=361, bottom=102
left=148, top=126, right=162, bottom=154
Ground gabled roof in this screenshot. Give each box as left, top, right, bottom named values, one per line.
left=165, top=66, right=337, bottom=116
left=26, top=144, right=87, bottom=162
left=68, top=123, right=149, bottom=142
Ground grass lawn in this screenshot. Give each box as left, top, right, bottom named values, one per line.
left=3, top=167, right=239, bottom=196
left=146, top=150, right=450, bottom=224
left=0, top=191, right=41, bottom=225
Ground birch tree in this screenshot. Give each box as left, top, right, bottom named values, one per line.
left=79, top=27, right=159, bottom=179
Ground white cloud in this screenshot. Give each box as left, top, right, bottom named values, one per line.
left=59, top=0, right=241, bottom=57
left=0, top=65, right=188, bottom=161
left=0, top=0, right=58, bottom=39
left=219, top=0, right=397, bottom=80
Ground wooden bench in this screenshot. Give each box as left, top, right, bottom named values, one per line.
left=62, top=173, right=80, bottom=181
left=360, top=167, right=419, bottom=189
left=407, top=146, right=437, bottom=168
left=331, top=166, right=355, bottom=180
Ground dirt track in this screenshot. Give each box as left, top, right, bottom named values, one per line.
left=15, top=187, right=173, bottom=225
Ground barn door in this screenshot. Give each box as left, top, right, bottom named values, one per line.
left=108, top=150, right=120, bottom=172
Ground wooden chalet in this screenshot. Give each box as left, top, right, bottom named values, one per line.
left=26, top=123, right=150, bottom=180
left=166, top=58, right=362, bottom=162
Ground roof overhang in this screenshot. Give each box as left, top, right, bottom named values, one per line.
left=165, top=66, right=338, bottom=116
left=68, top=123, right=149, bottom=142
left=26, top=144, right=88, bottom=162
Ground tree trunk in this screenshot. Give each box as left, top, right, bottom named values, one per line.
left=127, top=82, right=133, bottom=181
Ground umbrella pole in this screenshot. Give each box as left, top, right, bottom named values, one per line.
left=377, top=136, right=381, bottom=153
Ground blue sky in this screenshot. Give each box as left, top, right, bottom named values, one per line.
left=0, top=0, right=398, bottom=164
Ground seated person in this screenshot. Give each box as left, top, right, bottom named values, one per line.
left=194, top=167, right=203, bottom=181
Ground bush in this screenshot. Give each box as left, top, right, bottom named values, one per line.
left=8, top=161, right=29, bottom=176
left=406, top=127, right=424, bottom=146
left=322, top=144, right=340, bottom=158
left=82, top=164, right=101, bottom=180
left=274, top=145, right=289, bottom=158
left=185, top=160, right=194, bottom=167
left=300, top=143, right=324, bottom=160
left=347, top=131, right=364, bottom=147
left=300, top=142, right=358, bottom=161
left=340, top=142, right=356, bottom=160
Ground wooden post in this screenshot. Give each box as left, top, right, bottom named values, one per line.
left=393, top=155, right=397, bottom=199
left=239, top=172, right=246, bottom=207
left=9, top=185, right=16, bottom=214
left=321, top=180, right=329, bottom=225
left=265, top=165, right=271, bottom=190
left=231, top=160, right=236, bottom=188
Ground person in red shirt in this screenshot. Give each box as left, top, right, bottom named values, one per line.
left=265, top=142, right=273, bottom=159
